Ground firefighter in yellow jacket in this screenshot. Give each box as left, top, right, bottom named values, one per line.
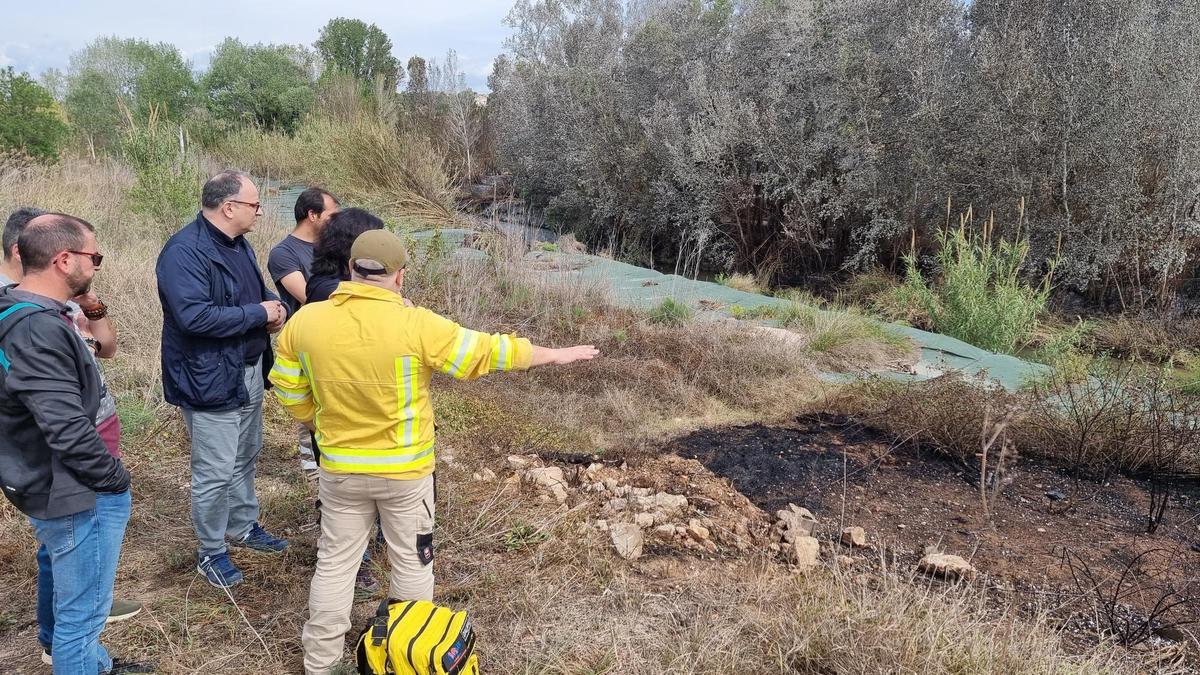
left=269, top=228, right=599, bottom=674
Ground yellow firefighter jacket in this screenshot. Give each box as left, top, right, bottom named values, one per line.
left=268, top=281, right=532, bottom=479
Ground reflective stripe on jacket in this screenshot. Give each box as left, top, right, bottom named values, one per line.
left=269, top=281, right=533, bottom=479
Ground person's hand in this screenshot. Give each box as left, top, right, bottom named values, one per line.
left=549, top=345, right=599, bottom=365
left=260, top=300, right=285, bottom=328
left=73, top=289, right=101, bottom=311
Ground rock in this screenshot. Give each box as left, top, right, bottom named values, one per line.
left=523, top=466, right=569, bottom=503
left=653, top=524, right=676, bottom=540
left=610, top=523, right=644, bottom=560
left=629, top=486, right=654, bottom=498
left=507, top=455, right=535, bottom=470
left=917, top=553, right=977, bottom=581
left=472, top=468, right=497, bottom=482
left=603, top=497, right=628, bottom=513
left=632, top=492, right=689, bottom=514
left=686, top=519, right=710, bottom=542
left=786, top=536, right=821, bottom=567
left=602, top=478, right=620, bottom=493
left=840, top=526, right=867, bottom=548
left=775, top=504, right=817, bottom=543
left=646, top=510, right=669, bottom=526
left=596, top=519, right=609, bottom=531
left=1045, top=489, right=1067, bottom=502
left=634, top=512, right=656, bottom=529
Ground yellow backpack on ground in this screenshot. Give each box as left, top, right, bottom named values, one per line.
left=355, top=599, right=479, bottom=675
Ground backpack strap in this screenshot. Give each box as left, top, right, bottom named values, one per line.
left=369, top=598, right=392, bottom=646
left=0, top=302, right=47, bottom=372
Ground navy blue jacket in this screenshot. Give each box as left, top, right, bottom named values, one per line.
left=157, top=214, right=279, bottom=412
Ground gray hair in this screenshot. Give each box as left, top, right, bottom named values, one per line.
left=201, top=170, right=252, bottom=210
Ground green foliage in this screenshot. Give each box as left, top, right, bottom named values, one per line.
left=504, top=522, right=547, bottom=551
left=315, top=18, right=401, bottom=90
left=0, top=68, right=67, bottom=159
left=537, top=241, right=559, bottom=252
left=649, top=298, right=693, bottom=326
left=115, top=395, right=157, bottom=437
left=204, top=39, right=315, bottom=133
left=64, top=37, right=197, bottom=150
left=902, top=228, right=1051, bottom=354
left=120, top=111, right=201, bottom=233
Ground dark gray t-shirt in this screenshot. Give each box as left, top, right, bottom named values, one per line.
left=267, top=234, right=315, bottom=317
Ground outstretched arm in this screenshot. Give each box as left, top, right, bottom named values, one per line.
left=529, top=344, right=599, bottom=368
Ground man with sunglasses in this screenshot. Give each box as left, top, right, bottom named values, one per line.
left=0, top=213, right=153, bottom=673
left=1, top=208, right=144, bottom=667
left=156, top=170, right=290, bottom=589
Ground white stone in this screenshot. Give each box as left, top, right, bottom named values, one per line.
left=610, top=524, right=644, bottom=560
left=786, top=536, right=821, bottom=567
left=840, top=526, right=867, bottom=548
left=918, top=553, right=977, bottom=581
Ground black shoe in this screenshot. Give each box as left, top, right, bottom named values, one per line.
left=109, top=657, right=157, bottom=674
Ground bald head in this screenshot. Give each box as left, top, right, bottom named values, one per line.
left=18, top=213, right=95, bottom=274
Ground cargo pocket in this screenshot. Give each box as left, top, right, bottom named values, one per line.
left=416, top=531, right=434, bottom=566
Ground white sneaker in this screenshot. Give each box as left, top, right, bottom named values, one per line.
left=300, top=459, right=318, bottom=471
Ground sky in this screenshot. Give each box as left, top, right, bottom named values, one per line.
left=0, top=0, right=516, bottom=91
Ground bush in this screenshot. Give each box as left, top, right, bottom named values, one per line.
left=649, top=298, right=693, bottom=327
left=215, top=112, right=455, bottom=228
left=902, top=226, right=1051, bottom=354
left=120, top=106, right=202, bottom=234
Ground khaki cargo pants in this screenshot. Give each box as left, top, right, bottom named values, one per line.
left=302, top=470, right=435, bottom=674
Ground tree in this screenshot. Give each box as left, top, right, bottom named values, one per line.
left=64, top=37, right=197, bottom=151
left=315, top=18, right=402, bottom=91
left=406, top=56, right=428, bottom=93
left=203, top=38, right=315, bottom=133
left=0, top=68, right=68, bottom=159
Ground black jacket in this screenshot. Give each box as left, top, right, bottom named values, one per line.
left=0, top=287, right=130, bottom=519
left=156, top=214, right=278, bottom=412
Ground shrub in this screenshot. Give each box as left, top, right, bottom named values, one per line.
left=119, top=105, right=202, bottom=236
left=902, top=226, right=1052, bottom=353
left=649, top=298, right=693, bottom=327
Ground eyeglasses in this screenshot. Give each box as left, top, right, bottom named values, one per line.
left=226, top=199, right=264, bottom=214
left=67, top=250, right=104, bottom=268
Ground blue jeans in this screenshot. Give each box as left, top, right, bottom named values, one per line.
left=29, top=490, right=132, bottom=675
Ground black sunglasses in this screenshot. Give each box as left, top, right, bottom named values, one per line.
left=67, top=250, right=104, bottom=268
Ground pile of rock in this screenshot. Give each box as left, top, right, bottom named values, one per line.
left=770, top=504, right=821, bottom=567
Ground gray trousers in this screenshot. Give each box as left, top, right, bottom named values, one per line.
left=182, top=359, right=264, bottom=557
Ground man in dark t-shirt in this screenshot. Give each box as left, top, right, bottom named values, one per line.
left=268, top=187, right=338, bottom=473
left=267, top=187, right=339, bottom=317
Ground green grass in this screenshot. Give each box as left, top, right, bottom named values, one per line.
left=902, top=226, right=1052, bottom=354
left=504, top=522, right=548, bottom=551
left=649, top=298, right=693, bottom=326
left=115, top=395, right=158, bottom=437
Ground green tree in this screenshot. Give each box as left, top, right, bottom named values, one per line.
left=64, top=37, right=197, bottom=151
left=0, top=68, right=68, bottom=159
left=203, top=38, right=315, bottom=133
left=314, top=17, right=402, bottom=90
left=406, top=55, right=428, bottom=93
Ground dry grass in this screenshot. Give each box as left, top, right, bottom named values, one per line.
left=0, top=157, right=1151, bottom=673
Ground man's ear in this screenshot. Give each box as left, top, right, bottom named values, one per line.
left=7, top=244, right=19, bottom=262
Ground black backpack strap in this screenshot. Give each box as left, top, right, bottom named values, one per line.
left=369, top=597, right=391, bottom=646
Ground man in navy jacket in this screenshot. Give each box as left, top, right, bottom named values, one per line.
left=157, top=171, right=290, bottom=588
